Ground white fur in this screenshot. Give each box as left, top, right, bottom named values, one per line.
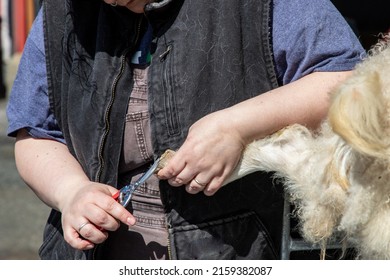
left=224, top=36, right=390, bottom=259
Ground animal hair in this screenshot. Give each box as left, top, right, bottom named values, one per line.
left=224, top=35, right=390, bottom=259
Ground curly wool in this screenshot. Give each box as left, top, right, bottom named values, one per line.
left=224, top=36, right=390, bottom=259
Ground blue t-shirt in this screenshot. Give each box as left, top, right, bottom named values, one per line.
left=6, top=0, right=365, bottom=142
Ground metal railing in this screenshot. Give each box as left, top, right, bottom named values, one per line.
left=280, top=196, right=348, bottom=260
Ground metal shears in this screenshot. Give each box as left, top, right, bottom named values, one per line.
left=112, top=158, right=161, bottom=208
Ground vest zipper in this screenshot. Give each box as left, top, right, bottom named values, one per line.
left=95, top=53, right=128, bottom=183
left=92, top=17, right=143, bottom=260
left=166, top=219, right=172, bottom=259
left=161, top=43, right=180, bottom=136
left=95, top=17, right=143, bottom=183
left=92, top=53, right=129, bottom=259
left=159, top=44, right=172, bottom=62
left=167, top=235, right=172, bottom=259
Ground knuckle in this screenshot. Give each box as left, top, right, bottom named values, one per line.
left=94, top=232, right=109, bottom=244
left=82, top=228, right=94, bottom=239
left=174, top=177, right=184, bottom=184
left=117, top=212, right=129, bottom=224
left=165, top=167, right=177, bottom=177
left=105, top=198, right=118, bottom=211
left=189, top=181, right=198, bottom=189
left=95, top=212, right=109, bottom=226
left=204, top=181, right=222, bottom=196
left=169, top=177, right=184, bottom=186
left=64, top=235, right=74, bottom=247
left=186, top=184, right=200, bottom=194
left=112, top=220, right=121, bottom=230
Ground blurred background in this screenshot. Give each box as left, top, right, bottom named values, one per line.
left=0, top=0, right=389, bottom=260
left=0, top=0, right=48, bottom=260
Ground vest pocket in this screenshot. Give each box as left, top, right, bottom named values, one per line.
left=168, top=211, right=278, bottom=259
left=119, top=109, right=153, bottom=173
left=119, top=67, right=154, bottom=173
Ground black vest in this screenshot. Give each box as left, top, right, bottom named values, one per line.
left=42, top=0, right=284, bottom=259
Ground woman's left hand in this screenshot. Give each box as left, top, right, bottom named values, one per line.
left=157, top=71, right=349, bottom=195
left=157, top=110, right=245, bottom=196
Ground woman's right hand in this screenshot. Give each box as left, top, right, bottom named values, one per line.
left=59, top=181, right=136, bottom=250
left=15, top=129, right=136, bottom=250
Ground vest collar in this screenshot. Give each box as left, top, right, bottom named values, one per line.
left=145, top=0, right=184, bottom=37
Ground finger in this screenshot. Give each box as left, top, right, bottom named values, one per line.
left=63, top=224, right=95, bottom=250
left=86, top=205, right=121, bottom=232
left=116, top=0, right=131, bottom=5
left=157, top=151, right=186, bottom=179
left=104, top=0, right=125, bottom=6
left=94, top=192, right=136, bottom=227
left=72, top=192, right=135, bottom=233
left=168, top=166, right=199, bottom=187
left=103, top=0, right=116, bottom=5
left=203, top=176, right=225, bottom=196
left=185, top=184, right=204, bottom=194
left=185, top=176, right=209, bottom=194
left=77, top=221, right=109, bottom=244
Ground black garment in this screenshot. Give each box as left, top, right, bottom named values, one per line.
left=41, top=0, right=283, bottom=260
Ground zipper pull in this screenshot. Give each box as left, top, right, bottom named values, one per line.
left=159, top=45, right=172, bottom=62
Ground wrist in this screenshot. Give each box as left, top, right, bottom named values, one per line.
left=54, top=176, right=91, bottom=212
left=223, top=107, right=256, bottom=146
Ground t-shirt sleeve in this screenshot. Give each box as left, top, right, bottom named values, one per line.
left=6, top=9, right=65, bottom=143
left=273, top=0, right=366, bottom=85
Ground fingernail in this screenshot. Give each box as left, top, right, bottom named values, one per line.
left=127, top=217, right=136, bottom=226
left=156, top=171, right=166, bottom=179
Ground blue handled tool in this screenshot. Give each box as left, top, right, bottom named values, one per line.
left=112, top=158, right=161, bottom=207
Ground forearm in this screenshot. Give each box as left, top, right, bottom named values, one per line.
left=14, top=129, right=135, bottom=249
left=14, top=129, right=90, bottom=211
left=157, top=71, right=353, bottom=194
left=226, top=71, right=352, bottom=145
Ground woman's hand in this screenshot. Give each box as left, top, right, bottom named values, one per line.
left=157, top=110, right=245, bottom=196
left=59, top=181, right=136, bottom=250
left=157, top=72, right=351, bottom=196
left=15, top=129, right=136, bottom=250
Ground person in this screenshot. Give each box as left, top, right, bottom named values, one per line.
left=6, top=0, right=365, bottom=260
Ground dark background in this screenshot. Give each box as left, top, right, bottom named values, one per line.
left=331, top=0, right=390, bottom=49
